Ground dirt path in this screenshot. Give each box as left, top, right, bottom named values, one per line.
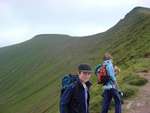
left=123, top=70, right=150, bottom=113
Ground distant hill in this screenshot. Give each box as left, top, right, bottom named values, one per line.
left=0, top=7, right=150, bottom=113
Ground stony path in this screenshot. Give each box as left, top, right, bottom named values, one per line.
left=123, top=70, right=150, bottom=113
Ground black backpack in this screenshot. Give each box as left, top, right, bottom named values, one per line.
left=61, top=74, right=78, bottom=95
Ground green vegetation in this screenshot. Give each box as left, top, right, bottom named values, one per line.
left=0, top=7, right=150, bottom=113
left=123, top=73, right=148, bottom=86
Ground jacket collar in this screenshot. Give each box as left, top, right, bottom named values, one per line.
left=76, top=77, right=92, bottom=89
left=103, top=59, right=112, bottom=65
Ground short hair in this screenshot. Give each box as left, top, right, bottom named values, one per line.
left=103, top=52, right=112, bottom=60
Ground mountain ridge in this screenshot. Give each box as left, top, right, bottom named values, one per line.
left=0, top=6, right=150, bottom=113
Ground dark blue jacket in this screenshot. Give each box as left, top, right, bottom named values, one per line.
left=60, top=78, right=92, bottom=113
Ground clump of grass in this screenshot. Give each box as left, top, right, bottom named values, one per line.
left=128, top=78, right=148, bottom=86
left=120, top=84, right=138, bottom=99
left=90, top=95, right=101, bottom=113
left=123, top=73, right=148, bottom=86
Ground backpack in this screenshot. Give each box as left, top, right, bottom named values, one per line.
left=95, top=64, right=110, bottom=85
left=95, top=64, right=102, bottom=75
left=61, top=74, right=78, bottom=95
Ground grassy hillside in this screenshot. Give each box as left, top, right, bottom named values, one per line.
left=0, top=7, right=150, bottom=113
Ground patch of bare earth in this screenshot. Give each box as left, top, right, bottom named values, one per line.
left=123, top=70, right=150, bottom=113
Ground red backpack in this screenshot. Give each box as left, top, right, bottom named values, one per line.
left=97, top=64, right=110, bottom=85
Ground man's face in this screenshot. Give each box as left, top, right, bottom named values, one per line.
left=79, top=71, right=92, bottom=83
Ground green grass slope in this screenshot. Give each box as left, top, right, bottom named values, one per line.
left=0, top=7, right=150, bottom=113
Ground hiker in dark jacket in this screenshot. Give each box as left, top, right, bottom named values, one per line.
left=60, top=64, right=92, bottom=113
left=101, top=52, right=122, bottom=113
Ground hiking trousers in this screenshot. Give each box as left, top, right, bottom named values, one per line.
left=101, top=88, right=122, bottom=113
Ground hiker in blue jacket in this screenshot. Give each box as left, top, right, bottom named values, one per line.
left=101, top=52, right=122, bottom=113
left=60, top=64, right=92, bottom=113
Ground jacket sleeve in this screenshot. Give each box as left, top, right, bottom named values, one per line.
left=60, top=86, right=75, bottom=113
left=106, top=62, right=116, bottom=82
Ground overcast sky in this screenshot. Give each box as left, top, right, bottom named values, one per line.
left=0, top=0, right=150, bottom=47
